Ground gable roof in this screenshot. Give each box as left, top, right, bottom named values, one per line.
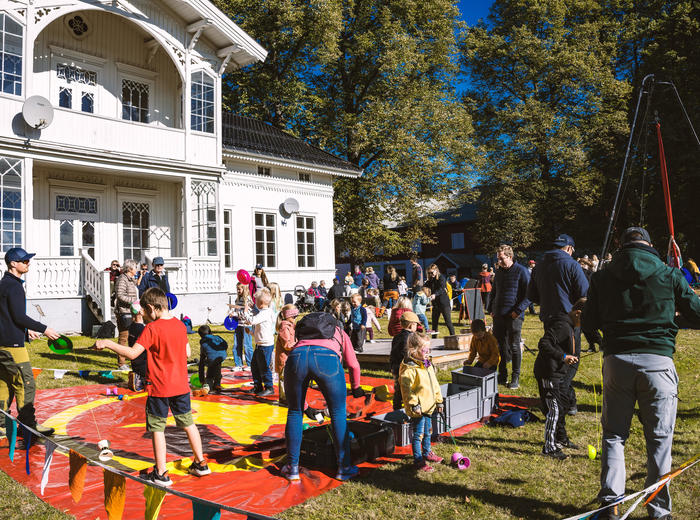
left=222, top=113, right=362, bottom=177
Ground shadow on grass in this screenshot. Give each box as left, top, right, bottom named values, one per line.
left=364, top=468, right=581, bottom=519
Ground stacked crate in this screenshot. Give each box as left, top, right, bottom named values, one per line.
left=451, top=365, right=499, bottom=419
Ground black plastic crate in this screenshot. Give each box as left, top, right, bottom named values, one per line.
left=299, top=420, right=395, bottom=468
left=370, top=410, right=412, bottom=446
left=452, top=366, right=498, bottom=397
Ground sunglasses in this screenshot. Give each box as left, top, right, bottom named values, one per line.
left=18, top=259, right=30, bottom=265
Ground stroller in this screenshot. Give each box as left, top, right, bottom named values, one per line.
left=294, top=285, right=316, bottom=313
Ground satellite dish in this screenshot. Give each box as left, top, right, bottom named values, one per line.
left=22, top=96, right=54, bottom=130
left=283, top=197, right=300, bottom=214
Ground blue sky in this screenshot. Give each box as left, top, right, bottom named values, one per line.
left=457, top=0, right=493, bottom=26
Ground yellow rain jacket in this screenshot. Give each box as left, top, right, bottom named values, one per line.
left=399, top=356, right=443, bottom=419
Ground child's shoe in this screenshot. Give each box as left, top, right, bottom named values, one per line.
left=425, top=451, right=443, bottom=464
left=202, top=384, right=210, bottom=393
left=187, top=459, right=211, bottom=477
left=141, top=467, right=173, bottom=487
left=415, top=460, right=434, bottom=472
left=257, top=388, right=274, bottom=397
left=281, top=464, right=300, bottom=481
left=335, top=465, right=359, bottom=481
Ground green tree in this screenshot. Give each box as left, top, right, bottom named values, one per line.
left=461, top=0, right=630, bottom=251
left=216, top=0, right=478, bottom=260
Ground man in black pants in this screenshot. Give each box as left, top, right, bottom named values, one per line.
left=0, top=248, right=60, bottom=437
left=489, top=244, right=530, bottom=389
left=528, top=234, right=589, bottom=415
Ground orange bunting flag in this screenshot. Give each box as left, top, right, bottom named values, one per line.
left=103, top=470, right=126, bottom=520
left=144, top=484, right=167, bottom=520
left=32, top=368, right=42, bottom=379
left=68, top=449, right=88, bottom=503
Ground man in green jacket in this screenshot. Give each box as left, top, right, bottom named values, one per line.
left=582, top=227, right=700, bottom=520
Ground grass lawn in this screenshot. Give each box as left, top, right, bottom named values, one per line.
left=1, top=311, right=699, bottom=519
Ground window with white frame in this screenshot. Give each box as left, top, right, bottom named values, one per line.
left=122, top=78, right=149, bottom=123
left=223, top=209, right=233, bottom=269
left=0, top=14, right=22, bottom=96
left=296, top=216, right=315, bottom=268
left=298, top=172, right=311, bottom=182
left=451, top=232, right=465, bottom=250
left=122, top=201, right=150, bottom=261
left=254, top=212, right=276, bottom=268
left=0, top=157, right=22, bottom=252
left=191, top=71, right=214, bottom=133
left=191, top=181, right=217, bottom=256
left=56, top=62, right=97, bottom=113
left=257, top=166, right=271, bottom=176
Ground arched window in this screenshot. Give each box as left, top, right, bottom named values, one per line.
left=191, top=70, right=214, bottom=133
left=1, top=13, right=22, bottom=96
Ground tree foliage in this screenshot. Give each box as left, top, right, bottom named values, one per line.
left=216, top=0, right=478, bottom=260
left=461, top=0, right=631, bottom=251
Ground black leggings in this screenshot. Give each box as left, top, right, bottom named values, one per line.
left=431, top=301, right=455, bottom=335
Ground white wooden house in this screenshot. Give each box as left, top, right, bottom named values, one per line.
left=0, top=0, right=361, bottom=333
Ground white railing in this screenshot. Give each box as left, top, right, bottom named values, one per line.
left=25, top=257, right=81, bottom=298
left=161, top=257, right=221, bottom=293
left=81, top=250, right=112, bottom=322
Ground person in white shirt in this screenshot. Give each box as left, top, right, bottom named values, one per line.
left=239, top=288, right=276, bottom=396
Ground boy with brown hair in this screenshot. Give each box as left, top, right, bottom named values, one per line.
left=96, top=288, right=210, bottom=486
left=463, top=319, right=500, bottom=371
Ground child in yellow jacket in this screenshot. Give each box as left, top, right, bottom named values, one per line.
left=464, top=319, right=500, bottom=371
left=399, top=332, right=444, bottom=472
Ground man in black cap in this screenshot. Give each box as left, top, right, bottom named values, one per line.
left=528, top=233, right=590, bottom=416
left=583, top=227, right=700, bottom=520
left=0, top=248, right=60, bottom=436
left=138, top=256, right=170, bottom=296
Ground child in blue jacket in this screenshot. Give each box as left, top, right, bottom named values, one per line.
left=197, top=325, right=228, bottom=393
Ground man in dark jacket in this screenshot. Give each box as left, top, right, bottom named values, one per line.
left=583, top=227, right=700, bottom=520
left=528, top=233, right=592, bottom=414
left=326, top=278, right=343, bottom=302
left=489, top=244, right=530, bottom=389
left=534, top=300, right=584, bottom=460
left=0, top=248, right=60, bottom=436
left=138, top=256, right=170, bottom=296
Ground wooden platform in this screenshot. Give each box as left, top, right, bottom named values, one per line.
left=356, top=337, right=471, bottom=370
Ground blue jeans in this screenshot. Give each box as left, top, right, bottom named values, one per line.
left=599, top=353, right=678, bottom=518
left=416, top=313, right=429, bottom=332
left=234, top=327, right=253, bottom=366
left=284, top=345, right=350, bottom=468
left=251, top=345, right=273, bottom=390
left=410, top=415, right=432, bottom=462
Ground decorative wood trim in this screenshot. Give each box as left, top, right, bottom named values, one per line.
left=114, top=185, right=159, bottom=196
left=47, top=178, right=108, bottom=192
left=116, top=61, right=158, bottom=79
left=48, top=44, right=108, bottom=67
left=223, top=151, right=361, bottom=178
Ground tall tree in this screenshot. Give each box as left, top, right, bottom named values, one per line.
left=461, top=0, right=630, bottom=251
left=216, top=0, right=478, bottom=260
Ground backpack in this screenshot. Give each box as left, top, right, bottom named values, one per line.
left=295, top=312, right=339, bottom=341
left=490, top=409, right=539, bottom=428
left=94, top=321, right=116, bottom=339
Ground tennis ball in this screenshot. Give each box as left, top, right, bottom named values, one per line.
left=588, top=445, right=597, bottom=460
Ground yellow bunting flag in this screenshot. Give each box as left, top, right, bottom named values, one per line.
left=144, top=484, right=167, bottom=520
left=103, top=470, right=126, bottom=520
left=68, top=449, right=88, bottom=503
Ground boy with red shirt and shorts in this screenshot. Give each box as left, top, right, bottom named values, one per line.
left=96, top=288, right=210, bottom=486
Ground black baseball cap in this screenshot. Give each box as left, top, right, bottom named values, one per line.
left=5, top=247, right=35, bottom=263
left=552, top=234, right=575, bottom=248
left=621, top=227, right=651, bottom=245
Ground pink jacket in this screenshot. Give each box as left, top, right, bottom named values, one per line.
left=294, top=328, right=361, bottom=389
left=275, top=320, right=296, bottom=373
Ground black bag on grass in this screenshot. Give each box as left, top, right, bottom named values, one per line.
left=94, top=321, right=116, bottom=339
left=295, top=312, right=338, bottom=341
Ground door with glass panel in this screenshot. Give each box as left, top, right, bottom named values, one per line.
left=122, top=201, right=150, bottom=262
left=56, top=195, right=98, bottom=260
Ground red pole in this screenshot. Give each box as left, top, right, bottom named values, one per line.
left=655, top=122, right=680, bottom=267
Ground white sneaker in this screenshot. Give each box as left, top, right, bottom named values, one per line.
left=118, top=365, right=130, bottom=371
left=368, top=340, right=376, bottom=343
left=202, top=384, right=210, bottom=392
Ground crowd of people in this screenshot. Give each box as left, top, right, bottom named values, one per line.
left=2, top=224, right=700, bottom=519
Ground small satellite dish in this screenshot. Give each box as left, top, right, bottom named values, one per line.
left=283, top=197, right=300, bottom=214
left=22, top=95, right=54, bottom=130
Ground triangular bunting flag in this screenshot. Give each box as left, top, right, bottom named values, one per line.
left=53, top=369, right=68, bottom=379
left=98, top=371, right=116, bottom=379
left=41, top=441, right=56, bottom=495
left=24, top=429, right=31, bottom=475
left=32, top=368, right=42, bottom=379
left=103, top=470, right=126, bottom=520
left=69, top=449, right=88, bottom=503
left=144, top=485, right=167, bottom=520
left=6, top=415, right=17, bottom=462
left=78, top=370, right=91, bottom=379
left=192, top=501, right=221, bottom=520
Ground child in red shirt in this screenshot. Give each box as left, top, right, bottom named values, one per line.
left=96, top=288, right=210, bottom=487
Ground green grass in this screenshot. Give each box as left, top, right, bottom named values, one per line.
left=2, top=312, right=699, bottom=519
